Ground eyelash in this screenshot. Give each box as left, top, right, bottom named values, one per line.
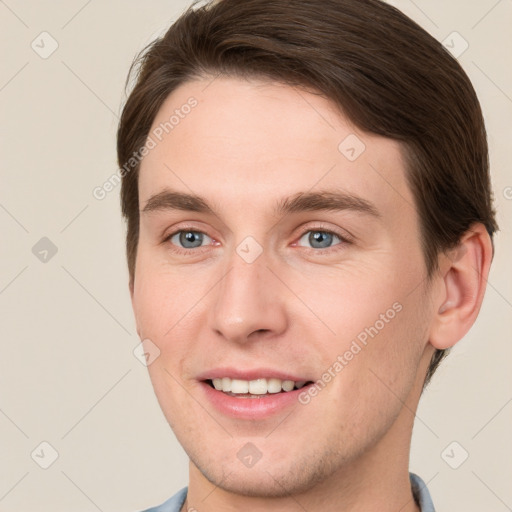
left=162, top=224, right=353, bottom=256
left=161, top=225, right=216, bottom=256
left=294, top=226, right=352, bottom=254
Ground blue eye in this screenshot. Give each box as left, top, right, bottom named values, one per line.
left=298, top=230, right=342, bottom=249
left=170, top=230, right=212, bottom=249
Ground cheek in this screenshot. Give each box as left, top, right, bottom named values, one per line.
left=325, top=286, right=429, bottom=429
left=294, top=259, right=429, bottom=412
left=132, top=251, right=207, bottom=340
left=132, top=257, right=212, bottom=394
left=284, top=260, right=404, bottom=342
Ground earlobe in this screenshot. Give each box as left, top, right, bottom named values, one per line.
left=429, top=223, right=493, bottom=350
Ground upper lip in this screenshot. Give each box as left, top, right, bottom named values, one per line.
left=196, top=367, right=312, bottom=382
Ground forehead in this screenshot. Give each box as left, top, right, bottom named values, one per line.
left=138, top=76, right=414, bottom=220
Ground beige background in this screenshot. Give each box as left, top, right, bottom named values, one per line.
left=1, top=0, right=511, bottom=510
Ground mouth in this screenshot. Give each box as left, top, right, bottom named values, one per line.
left=197, top=368, right=316, bottom=419
left=204, top=377, right=314, bottom=398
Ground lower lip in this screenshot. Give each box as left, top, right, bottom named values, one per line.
left=199, top=381, right=310, bottom=420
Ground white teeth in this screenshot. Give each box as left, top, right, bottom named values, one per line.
left=281, top=380, right=295, bottom=392
left=267, top=378, right=282, bottom=394
left=230, top=379, right=249, bottom=394
left=248, top=379, right=267, bottom=395
left=210, top=377, right=308, bottom=394
left=221, top=377, right=231, bottom=391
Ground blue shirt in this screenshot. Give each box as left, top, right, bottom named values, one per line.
left=141, top=472, right=435, bottom=511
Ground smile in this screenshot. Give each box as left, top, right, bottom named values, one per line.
left=207, top=377, right=311, bottom=397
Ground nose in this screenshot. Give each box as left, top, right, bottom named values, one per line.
left=209, top=249, right=288, bottom=344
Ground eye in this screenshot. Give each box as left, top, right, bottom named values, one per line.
left=169, top=230, right=212, bottom=249
left=297, top=230, right=343, bottom=249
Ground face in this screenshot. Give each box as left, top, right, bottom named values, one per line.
left=132, top=76, right=436, bottom=497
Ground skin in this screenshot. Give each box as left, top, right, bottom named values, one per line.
left=131, top=76, right=492, bottom=511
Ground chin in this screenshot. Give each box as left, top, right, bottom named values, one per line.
left=201, top=465, right=313, bottom=498
left=188, top=443, right=347, bottom=499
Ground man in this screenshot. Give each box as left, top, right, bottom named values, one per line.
left=117, top=0, right=497, bottom=510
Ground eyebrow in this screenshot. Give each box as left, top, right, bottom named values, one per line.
left=141, top=189, right=381, bottom=218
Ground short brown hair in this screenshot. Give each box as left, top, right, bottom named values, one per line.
left=117, top=0, right=497, bottom=383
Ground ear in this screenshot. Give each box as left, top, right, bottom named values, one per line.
left=429, top=223, right=493, bottom=350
